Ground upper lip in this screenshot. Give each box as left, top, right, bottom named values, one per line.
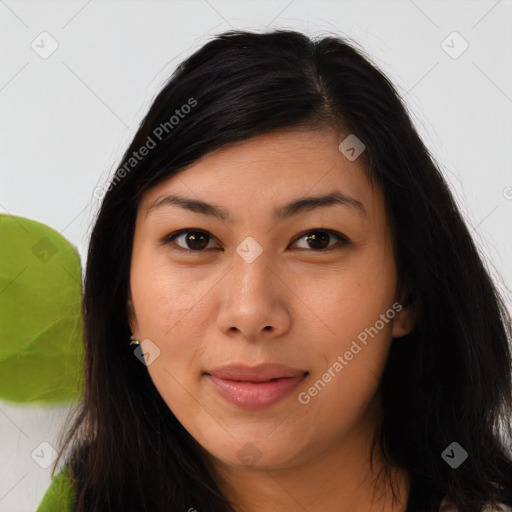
left=206, top=363, right=308, bottom=382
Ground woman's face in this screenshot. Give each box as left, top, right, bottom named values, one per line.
left=129, top=128, right=414, bottom=473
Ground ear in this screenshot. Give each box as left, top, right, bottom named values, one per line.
left=127, top=297, right=140, bottom=339
left=391, top=286, right=416, bottom=339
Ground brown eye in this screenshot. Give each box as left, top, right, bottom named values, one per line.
left=164, top=228, right=349, bottom=254
left=166, top=230, right=218, bottom=251
left=292, top=230, right=349, bottom=251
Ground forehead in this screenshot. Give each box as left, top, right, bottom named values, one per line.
left=139, top=128, right=380, bottom=221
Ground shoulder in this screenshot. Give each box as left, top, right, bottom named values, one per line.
left=36, top=466, right=74, bottom=512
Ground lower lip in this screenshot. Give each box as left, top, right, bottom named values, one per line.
left=207, top=374, right=307, bottom=410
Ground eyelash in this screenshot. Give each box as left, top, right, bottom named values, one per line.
left=163, top=229, right=350, bottom=254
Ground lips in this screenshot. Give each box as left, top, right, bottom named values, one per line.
left=205, top=363, right=308, bottom=410
left=208, top=363, right=306, bottom=381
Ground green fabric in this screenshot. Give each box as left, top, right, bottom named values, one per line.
left=36, top=467, right=74, bottom=512
left=0, top=214, right=84, bottom=403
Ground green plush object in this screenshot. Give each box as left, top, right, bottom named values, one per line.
left=36, top=466, right=74, bottom=512
left=0, top=214, right=84, bottom=404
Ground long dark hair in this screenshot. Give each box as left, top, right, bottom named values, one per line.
left=53, top=29, right=512, bottom=511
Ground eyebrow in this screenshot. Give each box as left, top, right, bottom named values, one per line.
left=145, top=190, right=367, bottom=222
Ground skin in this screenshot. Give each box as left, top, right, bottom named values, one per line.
left=129, top=128, right=416, bottom=512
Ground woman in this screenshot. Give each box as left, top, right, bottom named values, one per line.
left=37, top=29, right=512, bottom=512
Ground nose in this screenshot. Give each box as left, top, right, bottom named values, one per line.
left=216, top=252, right=291, bottom=342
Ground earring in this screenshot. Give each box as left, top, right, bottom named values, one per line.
left=130, top=334, right=140, bottom=346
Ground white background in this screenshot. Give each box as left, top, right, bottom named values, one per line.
left=1, top=1, right=511, bottom=510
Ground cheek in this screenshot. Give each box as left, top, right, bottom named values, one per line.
left=130, top=255, right=215, bottom=407
left=297, top=245, right=397, bottom=411
left=296, top=278, right=395, bottom=441
left=135, top=277, right=210, bottom=419
left=304, top=245, right=397, bottom=345
left=131, top=246, right=213, bottom=340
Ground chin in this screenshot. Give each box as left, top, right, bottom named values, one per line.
left=203, top=436, right=307, bottom=471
